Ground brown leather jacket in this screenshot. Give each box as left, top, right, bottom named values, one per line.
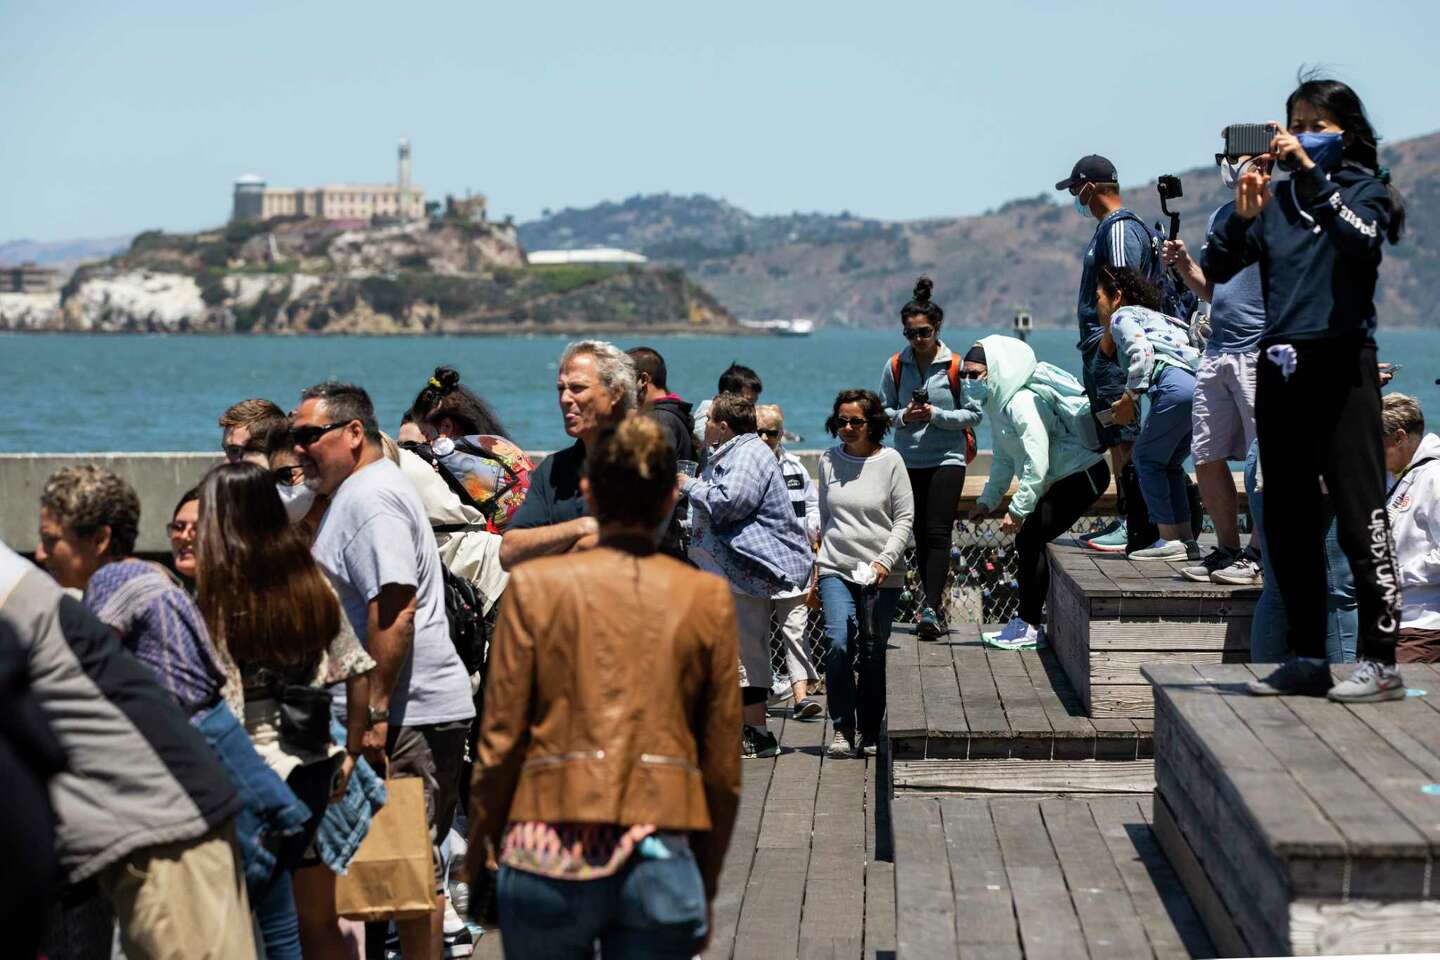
left=468, top=537, right=742, bottom=897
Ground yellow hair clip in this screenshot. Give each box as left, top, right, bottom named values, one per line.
left=428, top=377, right=443, bottom=390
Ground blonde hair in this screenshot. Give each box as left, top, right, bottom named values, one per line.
left=1382, top=393, right=1425, bottom=437
left=586, top=417, right=676, bottom=527
left=755, top=403, right=784, bottom=428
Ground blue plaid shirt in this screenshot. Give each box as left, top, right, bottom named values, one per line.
left=684, top=433, right=813, bottom=596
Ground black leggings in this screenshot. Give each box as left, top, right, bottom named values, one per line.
left=1017, top=460, right=1111, bottom=626
left=1256, top=338, right=1399, bottom=663
left=906, top=465, right=967, bottom=613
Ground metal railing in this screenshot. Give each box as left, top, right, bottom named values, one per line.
left=768, top=513, right=1118, bottom=689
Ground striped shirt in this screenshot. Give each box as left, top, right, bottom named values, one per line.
left=1076, top=208, right=1157, bottom=353
left=84, top=559, right=227, bottom=717
left=778, top=449, right=820, bottom=545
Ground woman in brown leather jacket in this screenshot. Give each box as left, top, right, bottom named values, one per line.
left=469, top=416, right=742, bottom=959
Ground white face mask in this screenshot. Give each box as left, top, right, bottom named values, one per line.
left=1219, top=157, right=1260, bottom=190
left=276, top=482, right=318, bottom=524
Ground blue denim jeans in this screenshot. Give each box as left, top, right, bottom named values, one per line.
left=496, top=838, right=707, bottom=959
left=1246, top=440, right=1357, bottom=663
left=818, top=576, right=900, bottom=742
left=1132, top=363, right=1197, bottom=526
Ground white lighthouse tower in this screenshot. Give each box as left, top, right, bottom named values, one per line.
left=397, top=137, right=413, bottom=219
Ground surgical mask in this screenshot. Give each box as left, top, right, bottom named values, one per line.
left=961, top=378, right=990, bottom=405
left=1297, top=132, right=1344, bottom=171
left=1073, top=193, right=1090, bottom=217
left=276, top=482, right=318, bottom=524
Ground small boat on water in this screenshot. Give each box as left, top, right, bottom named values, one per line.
left=739, top=317, right=815, bottom=337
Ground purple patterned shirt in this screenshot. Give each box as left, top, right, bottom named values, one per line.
left=84, top=559, right=227, bottom=716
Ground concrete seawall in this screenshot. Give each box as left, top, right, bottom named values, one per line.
left=3, top=451, right=1001, bottom=554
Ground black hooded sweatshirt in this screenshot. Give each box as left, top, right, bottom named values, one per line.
left=1202, top=163, right=1391, bottom=343
left=646, top=395, right=696, bottom=561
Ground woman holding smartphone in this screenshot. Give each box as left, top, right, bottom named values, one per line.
left=1203, top=75, right=1408, bottom=702
left=879, top=277, right=982, bottom=640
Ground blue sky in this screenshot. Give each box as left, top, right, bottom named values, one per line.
left=4, top=0, right=1438, bottom=241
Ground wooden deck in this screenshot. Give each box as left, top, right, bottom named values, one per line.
left=472, top=700, right=896, bottom=959
left=892, top=794, right=1215, bottom=959
left=886, top=623, right=1154, bottom=794
left=1047, top=542, right=1257, bottom=720
left=1148, top=662, right=1440, bottom=957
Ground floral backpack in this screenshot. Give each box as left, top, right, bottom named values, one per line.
left=424, top=435, right=535, bottom=533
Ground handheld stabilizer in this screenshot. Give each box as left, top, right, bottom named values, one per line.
left=1156, top=175, right=1183, bottom=241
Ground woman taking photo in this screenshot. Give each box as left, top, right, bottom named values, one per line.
left=817, top=389, right=914, bottom=758
left=195, top=462, right=375, bottom=960
left=1203, top=75, right=1408, bottom=702
left=1096, top=266, right=1202, bottom=563
left=967, top=337, right=1111, bottom=650
left=470, top=417, right=741, bottom=959
left=879, top=277, right=982, bottom=639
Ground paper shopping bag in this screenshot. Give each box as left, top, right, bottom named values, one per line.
left=335, top=772, right=434, bottom=921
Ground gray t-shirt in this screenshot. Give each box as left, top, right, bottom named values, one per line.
left=313, top=457, right=474, bottom=728
left=1203, top=201, right=1265, bottom=354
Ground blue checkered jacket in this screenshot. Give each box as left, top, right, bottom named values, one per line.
left=685, top=433, right=813, bottom=591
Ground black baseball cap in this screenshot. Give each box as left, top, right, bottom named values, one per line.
left=1055, top=155, right=1118, bottom=192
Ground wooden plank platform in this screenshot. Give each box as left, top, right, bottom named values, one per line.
left=1047, top=542, right=1257, bottom=720
left=893, top=794, right=1215, bottom=959
left=886, top=623, right=1154, bottom=793
left=1147, top=662, right=1440, bottom=957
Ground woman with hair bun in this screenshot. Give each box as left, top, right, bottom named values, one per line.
left=470, top=416, right=741, bottom=958
left=879, top=277, right=982, bottom=640
left=410, top=365, right=511, bottom=440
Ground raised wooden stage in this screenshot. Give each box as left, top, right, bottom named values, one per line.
left=1047, top=542, right=1257, bottom=720
left=1148, top=662, right=1440, bottom=957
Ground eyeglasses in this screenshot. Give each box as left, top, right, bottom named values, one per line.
left=166, top=520, right=197, bottom=537
left=757, top=429, right=781, bottom=439
left=957, top=369, right=985, bottom=380
left=288, top=421, right=351, bottom=448
left=223, top=443, right=263, bottom=462
left=273, top=465, right=306, bottom=486
left=902, top=327, right=935, bottom=341
left=835, top=416, right=869, bottom=429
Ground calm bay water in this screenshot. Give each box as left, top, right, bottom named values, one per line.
left=3, top=328, right=1436, bottom=453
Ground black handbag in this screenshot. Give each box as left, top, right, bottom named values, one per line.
left=278, top=684, right=334, bottom=754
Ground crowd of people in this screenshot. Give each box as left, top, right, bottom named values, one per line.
left=3, top=73, right=1435, bottom=960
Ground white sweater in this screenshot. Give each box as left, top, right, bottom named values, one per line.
left=1387, top=433, right=1440, bottom=631
left=816, top=446, right=914, bottom=586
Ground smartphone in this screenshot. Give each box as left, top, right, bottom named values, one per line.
left=1095, top=409, right=1118, bottom=427
left=1224, top=123, right=1277, bottom=159
left=1379, top=362, right=1402, bottom=378
left=911, top=388, right=929, bottom=406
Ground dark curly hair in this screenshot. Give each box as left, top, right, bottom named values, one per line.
left=1097, top=266, right=1164, bottom=313
left=826, top=389, right=890, bottom=443
left=900, top=276, right=943, bottom=329
left=409, top=366, right=510, bottom=439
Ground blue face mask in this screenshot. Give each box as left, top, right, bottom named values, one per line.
left=962, top=378, right=990, bottom=405
left=1073, top=192, right=1090, bottom=217
left=1298, top=131, right=1345, bottom=171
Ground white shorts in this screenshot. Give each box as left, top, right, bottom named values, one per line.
left=1191, top=351, right=1257, bottom=465
left=772, top=594, right=819, bottom=683
left=733, top=592, right=777, bottom=690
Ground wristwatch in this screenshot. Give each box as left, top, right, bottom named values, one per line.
left=366, top=706, right=389, bottom=729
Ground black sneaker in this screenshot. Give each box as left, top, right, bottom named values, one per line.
left=1246, top=657, right=1332, bottom=697
left=1179, top=546, right=1238, bottom=583
left=742, top=725, right=779, bottom=759
left=793, top=697, right=823, bottom=720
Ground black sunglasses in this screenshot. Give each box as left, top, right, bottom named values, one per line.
left=835, top=416, right=869, bottom=429
left=288, top=420, right=351, bottom=448
left=757, top=428, right=781, bottom=438
left=902, top=327, right=935, bottom=340
left=272, top=465, right=306, bottom=486
left=957, top=369, right=984, bottom=380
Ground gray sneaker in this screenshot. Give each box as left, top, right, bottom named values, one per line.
left=827, top=729, right=854, bottom=759
left=1247, top=657, right=1332, bottom=697
left=1130, top=539, right=1200, bottom=562
left=1180, top=546, right=1239, bottom=583
left=1212, top=554, right=1262, bottom=586
left=1327, top=660, right=1406, bottom=703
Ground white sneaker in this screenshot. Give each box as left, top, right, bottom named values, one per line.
left=1327, top=659, right=1406, bottom=703
left=982, top=618, right=1041, bottom=651
left=827, top=730, right=854, bottom=759
left=1130, top=539, right=1196, bottom=562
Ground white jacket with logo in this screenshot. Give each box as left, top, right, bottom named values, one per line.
left=1386, top=433, right=1440, bottom=631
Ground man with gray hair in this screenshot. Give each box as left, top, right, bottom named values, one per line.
left=500, top=340, right=636, bottom=569
left=292, top=380, right=474, bottom=958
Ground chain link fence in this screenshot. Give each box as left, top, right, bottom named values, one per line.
left=767, top=513, right=1119, bottom=691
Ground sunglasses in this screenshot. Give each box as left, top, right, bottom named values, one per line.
left=957, top=369, right=984, bottom=380
left=902, top=327, right=935, bottom=341
left=288, top=420, right=351, bottom=448
left=166, top=520, right=197, bottom=537
left=835, top=416, right=869, bottom=429
left=223, top=443, right=263, bottom=462
left=273, top=465, right=306, bottom=486
left=757, top=428, right=781, bottom=439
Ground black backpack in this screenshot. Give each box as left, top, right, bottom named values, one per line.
left=441, top=563, right=490, bottom=680
left=1104, top=211, right=1200, bottom=325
